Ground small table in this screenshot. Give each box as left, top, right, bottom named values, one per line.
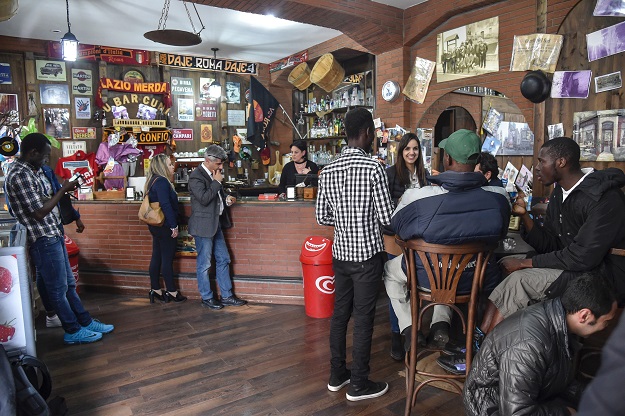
left=495, top=231, right=534, bottom=259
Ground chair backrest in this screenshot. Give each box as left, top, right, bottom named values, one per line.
left=396, top=237, right=495, bottom=303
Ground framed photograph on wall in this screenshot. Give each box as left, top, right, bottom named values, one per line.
left=40, top=84, right=70, bottom=105
left=0, top=93, right=19, bottom=123
left=43, top=107, right=70, bottom=139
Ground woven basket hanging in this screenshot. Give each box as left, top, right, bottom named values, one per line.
left=288, top=62, right=312, bottom=90
left=310, top=53, right=345, bottom=92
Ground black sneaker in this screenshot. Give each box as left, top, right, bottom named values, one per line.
left=442, top=327, right=485, bottom=356
left=327, top=370, right=351, bottom=392
left=427, top=321, right=450, bottom=349
left=436, top=353, right=467, bottom=375
left=221, top=296, right=248, bottom=306
left=346, top=380, right=389, bottom=401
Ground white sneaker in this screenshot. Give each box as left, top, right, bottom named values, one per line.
left=46, top=314, right=62, bottom=328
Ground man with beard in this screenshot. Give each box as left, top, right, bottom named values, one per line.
left=316, top=107, right=394, bottom=401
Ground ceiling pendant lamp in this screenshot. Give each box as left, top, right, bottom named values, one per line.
left=61, top=0, right=79, bottom=61
left=209, top=48, right=222, bottom=99
left=144, top=0, right=205, bottom=47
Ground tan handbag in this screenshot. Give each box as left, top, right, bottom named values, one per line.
left=138, top=179, right=165, bottom=226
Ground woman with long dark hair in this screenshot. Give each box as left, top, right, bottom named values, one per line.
left=386, top=132, right=428, bottom=202
left=144, top=153, right=187, bottom=303
left=385, top=132, right=429, bottom=360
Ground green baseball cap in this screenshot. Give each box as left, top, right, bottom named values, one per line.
left=438, top=129, right=481, bottom=164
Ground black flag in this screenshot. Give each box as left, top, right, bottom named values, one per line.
left=246, top=76, right=279, bottom=149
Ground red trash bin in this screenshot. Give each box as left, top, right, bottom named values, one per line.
left=300, top=236, right=335, bottom=318
left=64, top=235, right=80, bottom=292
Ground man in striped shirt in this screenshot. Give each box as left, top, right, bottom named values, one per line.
left=316, top=107, right=394, bottom=401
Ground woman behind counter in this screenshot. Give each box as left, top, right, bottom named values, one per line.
left=278, top=139, right=319, bottom=195
left=385, top=132, right=429, bottom=361
left=144, top=153, right=187, bottom=304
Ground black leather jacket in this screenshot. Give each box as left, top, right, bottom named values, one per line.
left=463, top=299, right=583, bottom=416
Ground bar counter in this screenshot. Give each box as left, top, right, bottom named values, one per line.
left=67, top=198, right=334, bottom=305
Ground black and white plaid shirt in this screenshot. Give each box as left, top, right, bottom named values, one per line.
left=5, top=159, right=63, bottom=243
left=316, top=147, right=394, bottom=262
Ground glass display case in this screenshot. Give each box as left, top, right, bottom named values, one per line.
left=0, top=214, right=35, bottom=358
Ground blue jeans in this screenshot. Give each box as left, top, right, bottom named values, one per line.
left=194, top=227, right=233, bottom=300
left=29, top=235, right=91, bottom=333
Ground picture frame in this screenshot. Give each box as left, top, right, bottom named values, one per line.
left=43, top=107, right=70, bottom=139
left=125, top=186, right=135, bottom=200
left=40, top=84, right=70, bottom=105
left=595, top=71, right=622, bottom=93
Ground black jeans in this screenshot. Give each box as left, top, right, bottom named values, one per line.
left=329, top=252, right=384, bottom=387
left=149, top=226, right=178, bottom=292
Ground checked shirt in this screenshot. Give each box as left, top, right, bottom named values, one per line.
left=316, top=147, right=394, bottom=262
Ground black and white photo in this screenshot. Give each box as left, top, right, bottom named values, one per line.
left=595, top=71, right=622, bottom=93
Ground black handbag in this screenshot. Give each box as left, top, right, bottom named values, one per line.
left=58, top=193, right=78, bottom=225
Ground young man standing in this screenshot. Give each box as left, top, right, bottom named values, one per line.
left=5, top=133, right=114, bottom=344
left=316, top=108, right=394, bottom=401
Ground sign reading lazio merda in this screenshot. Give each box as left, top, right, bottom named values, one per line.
left=158, top=53, right=257, bottom=75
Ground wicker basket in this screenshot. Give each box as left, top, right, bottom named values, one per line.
left=310, top=53, right=345, bottom=92
left=288, top=62, right=312, bottom=90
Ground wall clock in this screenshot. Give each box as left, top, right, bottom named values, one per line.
left=382, top=80, right=400, bottom=102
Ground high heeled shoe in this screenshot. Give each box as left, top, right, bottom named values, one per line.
left=165, top=291, right=187, bottom=303
left=149, top=289, right=167, bottom=304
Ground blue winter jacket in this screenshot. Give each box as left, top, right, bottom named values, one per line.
left=391, top=171, right=511, bottom=292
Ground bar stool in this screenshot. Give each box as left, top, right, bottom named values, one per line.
left=395, top=236, right=495, bottom=416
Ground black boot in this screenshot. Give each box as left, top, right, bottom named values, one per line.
left=390, top=332, right=404, bottom=361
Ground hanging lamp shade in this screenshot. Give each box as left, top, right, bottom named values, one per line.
left=208, top=47, right=221, bottom=99
left=61, top=0, right=79, bottom=61
left=144, top=0, right=204, bottom=47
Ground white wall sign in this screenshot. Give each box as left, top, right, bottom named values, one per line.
left=62, top=141, right=87, bottom=158
left=227, top=110, right=246, bottom=126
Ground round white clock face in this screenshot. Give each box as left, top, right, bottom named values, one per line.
left=382, top=81, right=400, bottom=102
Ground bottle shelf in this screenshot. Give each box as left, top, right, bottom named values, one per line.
left=303, top=105, right=373, bottom=117
left=305, top=136, right=346, bottom=141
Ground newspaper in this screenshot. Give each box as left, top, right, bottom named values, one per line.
left=510, top=34, right=563, bottom=73
left=403, top=57, right=435, bottom=104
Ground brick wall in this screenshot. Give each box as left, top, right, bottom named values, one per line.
left=68, top=200, right=335, bottom=304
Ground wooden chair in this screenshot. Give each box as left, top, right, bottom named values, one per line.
left=395, top=236, right=495, bottom=416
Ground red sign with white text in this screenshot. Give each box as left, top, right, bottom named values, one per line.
left=172, top=129, right=194, bottom=141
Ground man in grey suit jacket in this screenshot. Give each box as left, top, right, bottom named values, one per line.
left=189, top=145, right=247, bottom=309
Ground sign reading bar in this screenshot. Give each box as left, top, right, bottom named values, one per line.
left=48, top=42, right=150, bottom=66
left=158, top=53, right=257, bottom=75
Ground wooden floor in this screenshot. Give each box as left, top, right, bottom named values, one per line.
left=35, top=292, right=465, bottom=416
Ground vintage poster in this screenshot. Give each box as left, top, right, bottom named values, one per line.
left=403, top=57, right=435, bottom=104
left=177, top=98, right=194, bottom=122
left=416, top=127, right=433, bottom=174
left=35, top=60, right=67, bottom=81
left=74, top=97, right=91, bottom=119
left=587, top=21, right=625, bottom=62
left=495, top=121, right=535, bottom=156
left=195, top=103, right=217, bottom=121
left=171, top=77, right=194, bottom=95
left=200, top=124, right=213, bottom=142
left=595, top=71, right=622, bottom=93
left=43, top=108, right=70, bottom=139
left=227, top=110, right=246, bottom=126
left=40, top=84, right=70, bottom=105
left=482, top=107, right=503, bottom=135
left=515, top=164, right=533, bottom=194
left=72, top=127, right=96, bottom=140
left=510, top=34, right=563, bottom=73
left=27, top=91, right=37, bottom=116
left=436, top=16, right=499, bottom=82
left=551, top=70, right=592, bottom=99
left=573, top=109, right=625, bottom=161
left=481, top=135, right=502, bottom=156
left=71, top=69, right=92, bottom=95
left=0, top=93, right=19, bottom=123
left=0, top=63, right=12, bottom=84
left=226, top=82, right=241, bottom=104
left=548, top=123, right=564, bottom=140
left=199, top=77, right=216, bottom=101
left=502, top=161, right=519, bottom=193
left=594, top=0, right=625, bottom=16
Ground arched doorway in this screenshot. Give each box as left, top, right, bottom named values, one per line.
left=433, top=106, right=477, bottom=171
